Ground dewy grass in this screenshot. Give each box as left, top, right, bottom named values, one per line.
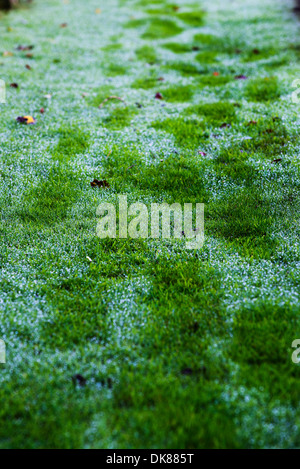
left=176, top=10, right=206, bottom=26
left=152, top=118, right=208, bottom=149
left=189, top=101, right=237, bottom=125
left=135, top=45, right=158, bottom=63
left=162, top=84, right=194, bottom=102
left=1, top=0, right=300, bottom=450
left=245, top=76, right=281, bottom=102
left=142, top=18, right=183, bottom=39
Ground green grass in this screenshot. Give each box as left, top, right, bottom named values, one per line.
left=0, top=0, right=300, bottom=450
left=245, top=76, right=282, bottom=102
left=188, top=101, right=237, bottom=125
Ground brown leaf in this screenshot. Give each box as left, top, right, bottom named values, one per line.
left=72, top=374, right=87, bottom=387
left=16, top=45, right=34, bottom=51
left=25, top=64, right=32, bottom=70
left=155, top=92, right=164, bottom=100
left=16, top=116, right=37, bottom=125
left=235, top=74, right=248, bottom=80
left=271, top=158, right=282, bottom=164
left=91, top=179, right=110, bottom=188
left=10, top=83, right=19, bottom=88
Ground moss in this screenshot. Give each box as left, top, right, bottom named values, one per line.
left=126, top=17, right=183, bottom=38
left=193, top=33, right=223, bottom=48
left=101, top=43, right=123, bottom=51
left=152, top=117, right=208, bottom=148
left=20, top=165, right=83, bottom=224
left=162, top=85, right=194, bottom=102
left=231, top=303, right=299, bottom=364
left=53, top=127, right=90, bottom=161
left=242, top=47, right=277, bottom=62
left=240, top=117, right=290, bottom=157
left=195, top=50, right=218, bottom=63
left=214, top=146, right=257, bottom=184
left=163, top=42, right=193, bottom=53
left=164, top=61, right=203, bottom=75
left=189, top=101, right=237, bottom=125
left=135, top=45, right=158, bottom=63
left=176, top=10, right=205, bottom=26
left=102, top=105, right=137, bottom=129
left=142, top=18, right=183, bottom=39
left=88, top=86, right=116, bottom=107
left=104, top=63, right=128, bottom=76
left=245, top=77, right=281, bottom=102
left=197, top=74, right=232, bottom=86
left=131, top=76, right=159, bottom=89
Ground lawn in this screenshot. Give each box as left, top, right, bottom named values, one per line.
left=0, top=0, right=300, bottom=449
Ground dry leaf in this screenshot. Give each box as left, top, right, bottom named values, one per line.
left=16, top=116, right=37, bottom=125
left=235, top=75, right=248, bottom=80
left=90, top=179, right=110, bottom=188
left=16, top=45, right=34, bottom=51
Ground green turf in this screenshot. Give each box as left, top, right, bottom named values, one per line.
left=0, top=0, right=300, bottom=450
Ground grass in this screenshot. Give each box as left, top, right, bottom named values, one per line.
left=0, top=0, right=300, bottom=450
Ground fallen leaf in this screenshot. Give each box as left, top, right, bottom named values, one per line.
left=248, top=120, right=257, bottom=125
left=72, top=374, right=87, bottom=387
left=157, top=77, right=165, bottom=81
left=91, top=179, right=110, bottom=188
left=26, top=53, right=33, bottom=58
left=3, top=51, right=13, bottom=57
left=181, top=368, right=193, bottom=376
left=25, top=64, right=32, bottom=70
left=60, top=23, right=68, bottom=28
left=155, top=92, right=164, bottom=100
left=220, top=123, right=231, bottom=128
left=16, top=116, right=37, bottom=125
left=16, top=45, right=34, bottom=51
left=10, top=83, right=19, bottom=88
left=192, top=46, right=200, bottom=51
left=235, top=74, right=248, bottom=80
left=252, top=48, right=260, bottom=55
left=39, top=108, right=45, bottom=114
left=271, top=158, right=282, bottom=164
